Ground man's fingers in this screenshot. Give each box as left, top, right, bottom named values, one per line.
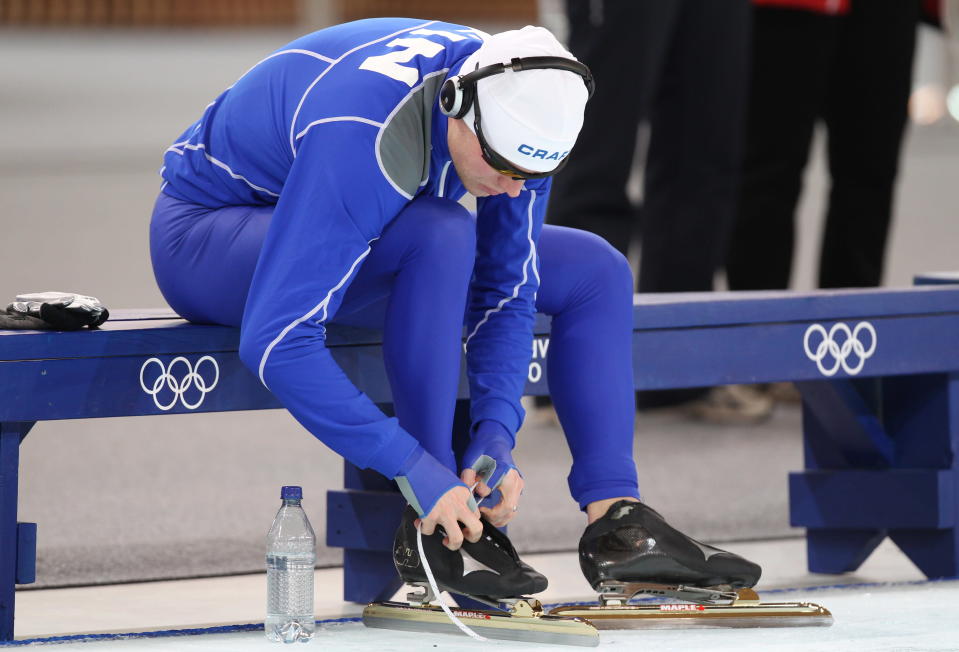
left=482, top=470, right=524, bottom=527
left=501, top=473, right=524, bottom=509
left=442, top=517, right=464, bottom=550
left=461, top=469, right=493, bottom=498
left=482, top=501, right=514, bottom=527
left=479, top=505, right=506, bottom=527
left=420, top=484, right=487, bottom=549
left=463, top=526, right=483, bottom=544
left=460, top=509, right=484, bottom=543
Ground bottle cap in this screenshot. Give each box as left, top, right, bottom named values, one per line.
left=281, top=486, right=303, bottom=500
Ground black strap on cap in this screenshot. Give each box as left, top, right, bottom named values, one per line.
left=458, top=56, right=594, bottom=98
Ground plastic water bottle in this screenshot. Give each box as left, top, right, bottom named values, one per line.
left=266, top=486, right=316, bottom=643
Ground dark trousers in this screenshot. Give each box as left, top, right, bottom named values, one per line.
left=548, top=0, right=751, bottom=293
left=727, top=1, right=918, bottom=290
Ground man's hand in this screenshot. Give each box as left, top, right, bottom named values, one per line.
left=461, top=466, right=524, bottom=528
left=393, top=446, right=483, bottom=550
left=460, top=420, right=524, bottom=527
left=415, top=485, right=483, bottom=550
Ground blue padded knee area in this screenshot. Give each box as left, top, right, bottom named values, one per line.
left=392, top=196, right=476, bottom=270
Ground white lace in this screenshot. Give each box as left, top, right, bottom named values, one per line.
left=415, top=524, right=488, bottom=642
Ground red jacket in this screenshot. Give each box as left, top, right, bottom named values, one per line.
left=752, top=0, right=849, bottom=15
left=754, top=0, right=939, bottom=27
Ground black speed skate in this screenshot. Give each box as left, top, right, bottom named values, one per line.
left=392, top=505, right=547, bottom=601
left=549, top=500, right=832, bottom=629
left=580, top=500, right=761, bottom=595
left=363, top=506, right=600, bottom=647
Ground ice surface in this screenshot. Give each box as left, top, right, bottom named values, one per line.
left=16, top=580, right=959, bottom=651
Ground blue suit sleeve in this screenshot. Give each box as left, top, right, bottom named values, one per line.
left=465, top=181, right=550, bottom=436
left=237, top=122, right=421, bottom=479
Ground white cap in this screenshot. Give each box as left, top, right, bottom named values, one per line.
left=459, top=26, right=588, bottom=174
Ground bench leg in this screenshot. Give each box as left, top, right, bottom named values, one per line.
left=884, top=374, right=959, bottom=578
left=343, top=549, right=403, bottom=604
left=335, top=463, right=404, bottom=604
left=0, top=422, right=35, bottom=642
left=794, top=375, right=959, bottom=578
left=806, top=529, right=886, bottom=574
left=890, top=527, right=959, bottom=579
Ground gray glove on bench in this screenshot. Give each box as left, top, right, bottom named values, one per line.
left=1, top=292, right=109, bottom=330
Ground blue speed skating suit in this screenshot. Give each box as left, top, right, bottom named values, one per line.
left=152, top=18, right=639, bottom=513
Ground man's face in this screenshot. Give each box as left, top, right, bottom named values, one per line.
left=447, top=117, right=527, bottom=199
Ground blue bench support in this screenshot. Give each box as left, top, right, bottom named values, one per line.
left=790, top=372, right=959, bottom=577
left=3, top=285, right=959, bottom=639
left=0, top=422, right=34, bottom=641
left=330, top=403, right=407, bottom=604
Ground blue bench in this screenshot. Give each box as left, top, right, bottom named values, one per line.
left=3, top=282, right=959, bottom=639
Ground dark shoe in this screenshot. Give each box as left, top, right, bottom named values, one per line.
left=579, top=500, right=761, bottom=590
left=393, top=506, right=548, bottom=599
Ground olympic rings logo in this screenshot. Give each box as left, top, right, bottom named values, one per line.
left=802, top=322, right=877, bottom=377
left=139, top=356, right=220, bottom=410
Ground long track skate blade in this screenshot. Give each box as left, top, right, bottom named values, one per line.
left=548, top=601, right=833, bottom=630
left=364, top=601, right=599, bottom=647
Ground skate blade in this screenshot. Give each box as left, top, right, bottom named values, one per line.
left=364, top=601, right=599, bottom=647
left=549, top=601, right=833, bottom=630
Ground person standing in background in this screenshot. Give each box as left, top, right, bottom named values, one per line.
left=547, top=0, right=769, bottom=423
left=727, top=0, right=920, bottom=291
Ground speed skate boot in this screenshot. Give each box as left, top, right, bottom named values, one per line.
left=392, top=504, right=547, bottom=600
left=363, top=506, right=600, bottom=647
left=549, top=501, right=833, bottom=629
left=580, top=500, right=761, bottom=593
